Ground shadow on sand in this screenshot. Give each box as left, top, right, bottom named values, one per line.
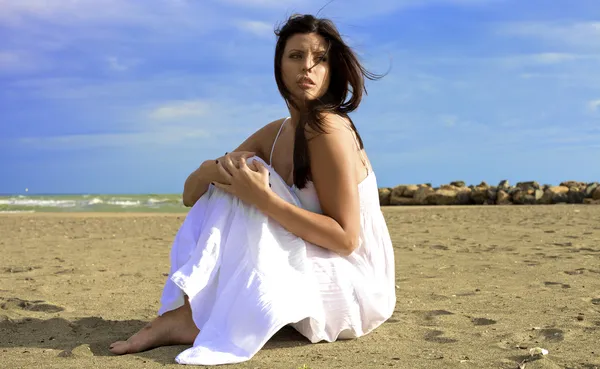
left=0, top=315, right=311, bottom=365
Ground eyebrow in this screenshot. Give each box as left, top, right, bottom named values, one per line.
left=289, top=48, right=327, bottom=53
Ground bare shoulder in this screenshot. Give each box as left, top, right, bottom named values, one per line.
left=305, top=113, right=355, bottom=142
left=234, top=117, right=288, bottom=161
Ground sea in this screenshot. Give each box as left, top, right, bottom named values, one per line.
left=0, top=194, right=189, bottom=213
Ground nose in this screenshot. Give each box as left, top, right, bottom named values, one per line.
left=302, top=55, right=314, bottom=73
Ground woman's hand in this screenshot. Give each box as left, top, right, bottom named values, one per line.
left=212, top=154, right=272, bottom=208
left=215, top=151, right=255, bottom=171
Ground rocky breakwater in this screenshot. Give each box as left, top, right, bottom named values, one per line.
left=378, top=180, right=600, bottom=206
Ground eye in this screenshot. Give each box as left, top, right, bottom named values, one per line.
left=290, top=53, right=302, bottom=59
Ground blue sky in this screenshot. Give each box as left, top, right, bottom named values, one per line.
left=1, top=0, right=599, bottom=194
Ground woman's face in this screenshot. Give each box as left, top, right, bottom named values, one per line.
left=281, top=32, right=331, bottom=104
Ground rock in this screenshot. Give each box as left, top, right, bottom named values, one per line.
left=534, top=189, right=544, bottom=201
left=426, top=189, right=459, bottom=205
left=513, top=190, right=536, bottom=205
left=594, top=187, right=600, bottom=201
left=390, top=185, right=408, bottom=198
left=403, top=185, right=419, bottom=197
left=540, top=186, right=569, bottom=204
left=585, top=182, right=598, bottom=198
left=391, top=196, right=418, bottom=206
left=414, top=186, right=435, bottom=205
left=439, top=184, right=461, bottom=192
left=561, top=180, right=586, bottom=189
left=584, top=198, right=600, bottom=205
left=450, top=181, right=466, bottom=188
left=478, top=181, right=489, bottom=188
left=471, top=187, right=488, bottom=205
left=512, top=190, right=524, bottom=204
left=487, top=188, right=498, bottom=202
left=508, top=187, right=520, bottom=196
left=496, top=190, right=511, bottom=205
left=497, top=180, right=510, bottom=191
left=378, top=188, right=391, bottom=206
left=457, top=189, right=473, bottom=205
left=390, top=185, right=418, bottom=205
left=71, top=344, right=94, bottom=357
left=568, top=188, right=585, bottom=204
left=516, top=181, right=540, bottom=191
left=59, top=344, right=94, bottom=358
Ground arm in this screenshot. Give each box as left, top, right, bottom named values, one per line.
left=256, top=115, right=361, bottom=256
left=182, top=119, right=282, bottom=207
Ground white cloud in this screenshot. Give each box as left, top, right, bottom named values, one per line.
left=215, top=0, right=501, bottom=19
left=440, top=114, right=458, bottom=127
left=496, top=52, right=597, bottom=68
left=106, top=56, right=141, bottom=72
left=235, top=20, right=274, bottom=39
left=497, top=21, right=600, bottom=50
left=0, top=50, right=45, bottom=73
left=217, top=0, right=297, bottom=8
left=147, top=100, right=212, bottom=121
left=0, top=0, right=152, bottom=26
left=15, top=129, right=210, bottom=151
left=588, top=99, right=600, bottom=112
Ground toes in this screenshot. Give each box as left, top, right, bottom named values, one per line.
left=109, top=341, right=128, bottom=355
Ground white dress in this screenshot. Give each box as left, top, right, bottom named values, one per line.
left=158, top=118, right=396, bottom=365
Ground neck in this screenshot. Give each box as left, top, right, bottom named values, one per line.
left=287, top=105, right=301, bottom=128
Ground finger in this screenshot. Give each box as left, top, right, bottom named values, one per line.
left=212, top=181, right=232, bottom=193
left=239, top=155, right=249, bottom=172
left=256, top=160, right=269, bottom=176
left=221, top=153, right=237, bottom=174
left=216, top=161, right=233, bottom=183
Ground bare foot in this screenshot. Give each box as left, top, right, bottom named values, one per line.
left=109, top=300, right=199, bottom=355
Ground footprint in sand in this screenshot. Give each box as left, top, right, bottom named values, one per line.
left=425, top=310, right=454, bottom=321
left=564, top=268, right=586, bottom=275
left=430, top=244, right=449, bottom=250
left=544, top=281, right=571, bottom=289
left=538, top=328, right=564, bottom=342
left=471, top=317, right=497, bottom=326
left=0, top=297, right=63, bottom=313
left=3, top=266, right=41, bottom=273
left=424, top=329, right=458, bottom=344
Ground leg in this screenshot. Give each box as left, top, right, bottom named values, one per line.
left=109, top=295, right=200, bottom=355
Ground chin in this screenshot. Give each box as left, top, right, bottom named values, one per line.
left=296, top=90, right=323, bottom=102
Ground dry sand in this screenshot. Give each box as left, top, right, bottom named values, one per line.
left=1, top=206, right=599, bottom=369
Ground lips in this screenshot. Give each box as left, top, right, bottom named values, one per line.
left=297, top=76, right=315, bottom=86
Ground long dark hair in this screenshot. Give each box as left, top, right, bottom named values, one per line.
left=274, top=14, right=385, bottom=189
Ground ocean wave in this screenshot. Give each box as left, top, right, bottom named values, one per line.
left=0, top=195, right=184, bottom=210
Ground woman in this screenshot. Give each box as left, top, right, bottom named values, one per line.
left=109, top=13, right=396, bottom=365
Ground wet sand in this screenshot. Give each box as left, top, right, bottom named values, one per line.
left=1, top=206, right=599, bottom=369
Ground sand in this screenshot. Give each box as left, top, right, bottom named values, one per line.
left=1, top=206, right=599, bottom=369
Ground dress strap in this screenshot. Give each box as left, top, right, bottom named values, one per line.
left=269, top=117, right=289, bottom=165
left=348, top=124, right=370, bottom=176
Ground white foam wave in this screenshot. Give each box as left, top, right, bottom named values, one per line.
left=0, top=199, right=77, bottom=207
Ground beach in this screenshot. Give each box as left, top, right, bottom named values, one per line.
left=1, top=206, right=599, bottom=369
